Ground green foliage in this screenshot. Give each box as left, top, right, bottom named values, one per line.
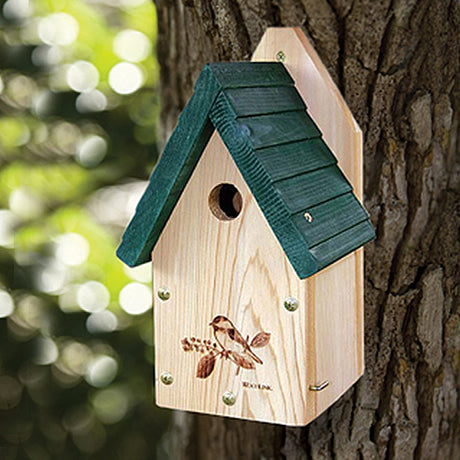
left=0, top=1, right=169, bottom=458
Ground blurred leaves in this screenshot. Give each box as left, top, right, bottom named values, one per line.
left=0, top=0, right=169, bottom=459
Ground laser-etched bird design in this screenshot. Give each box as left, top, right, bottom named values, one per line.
left=181, top=315, right=271, bottom=379
left=209, top=315, right=263, bottom=365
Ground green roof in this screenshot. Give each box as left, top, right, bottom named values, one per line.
left=117, top=62, right=374, bottom=279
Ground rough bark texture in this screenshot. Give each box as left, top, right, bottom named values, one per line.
left=154, top=0, right=460, bottom=458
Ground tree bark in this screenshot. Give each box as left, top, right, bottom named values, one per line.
left=154, top=0, right=460, bottom=458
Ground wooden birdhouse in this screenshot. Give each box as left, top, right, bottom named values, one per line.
left=117, top=28, right=374, bottom=426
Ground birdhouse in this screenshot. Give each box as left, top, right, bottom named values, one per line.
left=117, top=28, right=374, bottom=426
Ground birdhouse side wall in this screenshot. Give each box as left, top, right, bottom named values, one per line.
left=253, top=27, right=365, bottom=415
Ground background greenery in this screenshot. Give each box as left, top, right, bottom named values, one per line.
left=0, top=0, right=170, bottom=458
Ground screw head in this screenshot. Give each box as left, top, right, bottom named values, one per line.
left=284, top=296, right=299, bottom=312
left=240, top=124, right=251, bottom=136
left=276, top=51, right=286, bottom=62
left=304, top=212, right=313, bottom=223
left=157, top=287, right=170, bottom=301
left=222, top=390, right=236, bottom=406
left=160, top=372, right=173, bottom=385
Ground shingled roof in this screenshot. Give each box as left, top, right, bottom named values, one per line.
left=117, top=62, right=374, bottom=279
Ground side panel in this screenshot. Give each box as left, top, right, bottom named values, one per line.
left=152, top=132, right=312, bottom=426
left=253, top=28, right=364, bottom=414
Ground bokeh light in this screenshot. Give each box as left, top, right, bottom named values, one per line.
left=66, top=61, right=99, bottom=93
left=35, top=261, right=68, bottom=294
left=92, top=386, right=130, bottom=424
left=76, top=135, right=108, bottom=167
left=9, top=188, right=44, bottom=219
left=85, top=356, right=118, bottom=388
left=55, top=234, right=87, bottom=266
left=35, top=260, right=67, bottom=294
left=58, top=341, right=91, bottom=377
left=13, top=295, right=44, bottom=330
left=77, top=281, right=110, bottom=313
left=87, top=181, right=148, bottom=230
left=0, top=290, right=15, bottom=318
left=34, top=337, right=59, bottom=365
left=119, top=282, right=152, bottom=315
left=6, top=74, right=37, bottom=108
left=113, top=29, right=151, bottom=62
left=3, top=0, right=33, bottom=20
left=123, top=262, right=151, bottom=283
left=58, top=285, right=80, bottom=313
left=0, top=118, right=31, bottom=148
left=0, top=210, right=18, bottom=248
left=55, top=233, right=90, bottom=266
left=86, top=310, right=118, bottom=334
left=109, top=62, right=144, bottom=95
left=31, top=44, right=62, bottom=67
left=50, top=121, right=81, bottom=154
left=76, top=90, right=107, bottom=113
left=38, top=12, right=79, bottom=46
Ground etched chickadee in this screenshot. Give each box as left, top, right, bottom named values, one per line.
left=209, top=315, right=263, bottom=365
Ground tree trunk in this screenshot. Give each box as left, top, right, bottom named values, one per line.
left=154, top=0, right=460, bottom=458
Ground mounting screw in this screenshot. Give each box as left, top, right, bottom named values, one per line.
left=157, top=287, right=170, bottom=301
left=160, top=372, right=174, bottom=385
left=284, top=296, right=299, bottom=312
left=304, top=212, right=313, bottom=223
left=222, top=390, right=236, bottom=406
left=276, top=51, right=286, bottom=63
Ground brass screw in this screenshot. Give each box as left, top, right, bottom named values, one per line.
left=309, top=380, right=329, bottom=391
left=157, top=287, right=170, bottom=301
left=304, top=212, right=313, bottom=223
left=160, top=372, right=173, bottom=385
left=276, top=51, right=286, bottom=63
left=222, top=390, right=236, bottom=406
left=284, top=296, right=299, bottom=312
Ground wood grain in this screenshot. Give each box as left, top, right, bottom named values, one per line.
left=254, top=138, right=337, bottom=181
left=153, top=131, right=309, bottom=425
left=253, top=27, right=364, bottom=414
left=292, top=193, right=370, bottom=248
left=235, top=110, right=321, bottom=149
left=274, top=166, right=352, bottom=213
left=152, top=28, right=364, bottom=426
left=207, top=61, right=293, bottom=88
left=224, top=86, right=305, bottom=117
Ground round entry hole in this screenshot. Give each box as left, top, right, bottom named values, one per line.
left=208, top=183, right=242, bottom=221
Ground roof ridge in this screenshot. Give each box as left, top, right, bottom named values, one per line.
left=206, top=61, right=294, bottom=88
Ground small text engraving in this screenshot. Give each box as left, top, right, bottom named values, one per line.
left=242, top=381, right=273, bottom=391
